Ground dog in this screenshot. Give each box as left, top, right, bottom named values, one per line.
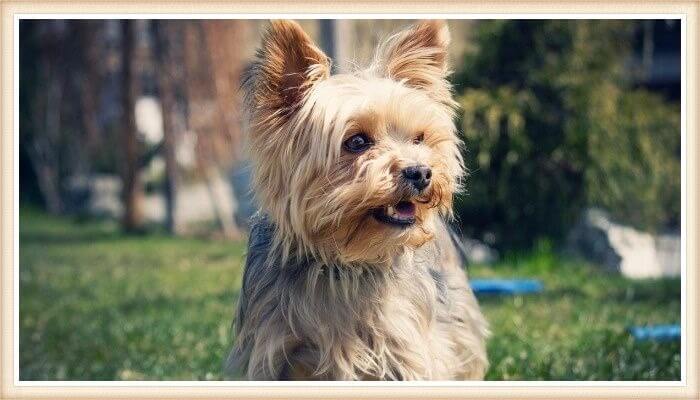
left=227, top=19, right=489, bottom=380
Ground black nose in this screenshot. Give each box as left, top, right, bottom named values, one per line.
left=402, top=165, right=432, bottom=191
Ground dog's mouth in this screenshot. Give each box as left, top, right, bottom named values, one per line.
left=372, top=201, right=416, bottom=228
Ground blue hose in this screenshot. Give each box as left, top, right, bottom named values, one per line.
left=470, top=279, right=543, bottom=295
left=629, top=324, right=681, bottom=341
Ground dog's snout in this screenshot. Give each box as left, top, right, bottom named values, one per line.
left=402, top=165, right=432, bottom=191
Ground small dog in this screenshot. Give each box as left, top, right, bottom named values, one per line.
left=228, top=19, right=489, bottom=380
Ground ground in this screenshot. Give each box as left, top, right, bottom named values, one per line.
left=19, top=209, right=681, bottom=380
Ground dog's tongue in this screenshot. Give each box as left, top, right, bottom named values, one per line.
left=394, top=201, right=416, bottom=218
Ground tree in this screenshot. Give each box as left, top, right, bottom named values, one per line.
left=76, top=21, right=103, bottom=164
left=20, top=21, right=69, bottom=214
left=21, top=21, right=112, bottom=214
left=454, top=21, right=680, bottom=249
left=153, top=21, right=186, bottom=234
left=318, top=20, right=352, bottom=73
left=182, top=21, right=248, bottom=239
left=119, top=20, right=144, bottom=232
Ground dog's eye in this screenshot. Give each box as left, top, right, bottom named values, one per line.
left=413, top=133, right=425, bottom=145
left=343, top=133, right=373, bottom=153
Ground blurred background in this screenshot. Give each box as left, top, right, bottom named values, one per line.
left=19, top=19, right=681, bottom=380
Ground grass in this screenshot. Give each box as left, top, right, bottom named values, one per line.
left=19, top=209, right=681, bottom=380
left=477, top=241, right=681, bottom=380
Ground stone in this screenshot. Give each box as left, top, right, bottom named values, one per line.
left=462, top=238, right=499, bottom=265
left=567, top=208, right=680, bottom=279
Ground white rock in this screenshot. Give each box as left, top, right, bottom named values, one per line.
left=462, top=238, right=499, bottom=265
left=568, top=208, right=680, bottom=279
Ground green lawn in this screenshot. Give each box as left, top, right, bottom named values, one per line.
left=19, top=209, right=681, bottom=380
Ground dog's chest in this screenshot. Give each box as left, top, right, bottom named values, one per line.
left=304, top=245, right=460, bottom=380
left=235, top=216, right=485, bottom=380
left=334, top=247, right=463, bottom=380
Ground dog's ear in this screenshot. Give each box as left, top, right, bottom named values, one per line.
left=245, top=20, right=330, bottom=119
left=378, top=20, right=453, bottom=103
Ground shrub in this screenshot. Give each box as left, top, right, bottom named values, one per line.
left=585, top=91, right=680, bottom=231
left=453, top=20, right=680, bottom=249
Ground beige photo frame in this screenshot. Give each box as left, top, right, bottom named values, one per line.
left=1, top=1, right=698, bottom=399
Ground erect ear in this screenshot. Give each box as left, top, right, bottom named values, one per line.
left=244, top=20, right=330, bottom=119
left=378, top=20, right=453, bottom=102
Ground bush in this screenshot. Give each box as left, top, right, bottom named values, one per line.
left=586, top=91, right=681, bottom=231
left=453, top=20, right=680, bottom=249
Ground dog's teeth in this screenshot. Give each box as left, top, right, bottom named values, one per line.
left=387, top=206, right=395, bottom=216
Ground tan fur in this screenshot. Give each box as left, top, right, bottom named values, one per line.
left=230, top=20, right=489, bottom=380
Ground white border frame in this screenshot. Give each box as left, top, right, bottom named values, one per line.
left=12, top=12, right=688, bottom=389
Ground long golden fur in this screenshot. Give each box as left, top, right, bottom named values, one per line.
left=228, top=19, right=489, bottom=380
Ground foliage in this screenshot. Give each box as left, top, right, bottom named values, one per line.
left=585, top=91, right=681, bottom=231
left=453, top=20, right=681, bottom=249
left=20, top=210, right=680, bottom=380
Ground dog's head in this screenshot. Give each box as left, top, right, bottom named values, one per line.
left=244, top=20, right=463, bottom=265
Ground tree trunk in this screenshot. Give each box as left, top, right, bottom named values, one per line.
left=76, top=21, right=102, bottom=161
left=24, top=22, right=66, bottom=214
left=119, top=21, right=144, bottom=232
left=32, top=62, right=65, bottom=214
left=183, top=21, right=243, bottom=238
left=202, top=20, right=247, bottom=158
left=153, top=21, right=184, bottom=235
left=203, top=166, right=241, bottom=239
left=319, top=20, right=352, bottom=73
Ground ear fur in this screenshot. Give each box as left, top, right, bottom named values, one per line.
left=243, top=20, right=330, bottom=120
left=378, top=20, right=454, bottom=105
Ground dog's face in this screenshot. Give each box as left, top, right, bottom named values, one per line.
left=244, top=20, right=463, bottom=264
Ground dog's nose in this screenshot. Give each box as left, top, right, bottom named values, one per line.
left=402, top=165, right=432, bottom=191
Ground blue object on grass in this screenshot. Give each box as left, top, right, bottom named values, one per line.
left=470, top=279, right=543, bottom=295
left=629, top=324, right=681, bottom=342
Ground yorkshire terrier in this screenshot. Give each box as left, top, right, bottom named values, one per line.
left=228, top=19, right=489, bottom=380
